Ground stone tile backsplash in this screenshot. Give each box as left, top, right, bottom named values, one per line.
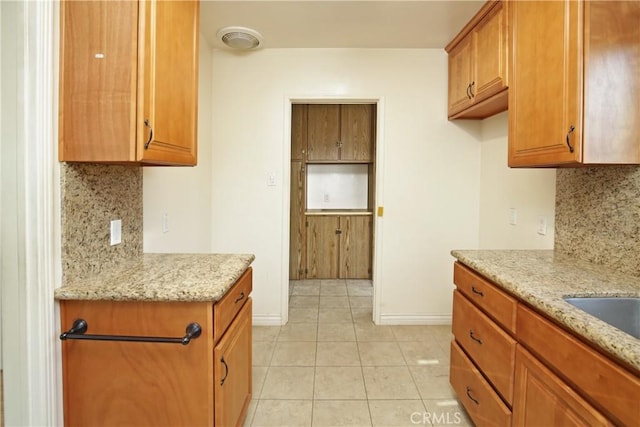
left=555, top=166, right=640, bottom=277
left=60, top=163, right=143, bottom=284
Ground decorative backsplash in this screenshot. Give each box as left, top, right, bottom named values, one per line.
left=555, top=166, right=640, bottom=277
left=60, top=163, right=143, bottom=284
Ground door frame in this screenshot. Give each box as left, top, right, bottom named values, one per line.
left=281, top=96, right=385, bottom=325
left=1, top=0, right=61, bottom=425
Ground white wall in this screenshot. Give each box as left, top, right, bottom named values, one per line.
left=478, top=112, right=556, bottom=249
left=143, top=37, right=214, bottom=253
left=209, top=48, right=482, bottom=324
left=143, top=48, right=557, bottom=324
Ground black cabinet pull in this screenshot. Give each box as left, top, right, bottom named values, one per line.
left=469, top=81, right=475, bottom=98
left=471, top=286, right=484, bottom=297
left=469, top=330, right=483, bottom=345
left=466, top=386, right=479, bottom=405
left=143, top=119, right=154, bottom=150
left=60, top=319, right=202, bottom=345
left=220, top=357, right=229, bottom=386
left=234, top=291, right=245, bottom=304
left=566, top=125, right=575, bottom=153
left=466, top=83, right=472, bottom=99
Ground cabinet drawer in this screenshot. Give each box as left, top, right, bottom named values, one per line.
left=450, top=340, right=512, bottom=427
left=517, top=304, right=640, bottom=427
left=452, top=290, right=516, bottom=405
left=214, top=268, right=252, bottom=343
left=454, top=262, right=517, bottom=333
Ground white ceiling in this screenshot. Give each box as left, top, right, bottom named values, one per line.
left=200, top=1, right=485, bottom=50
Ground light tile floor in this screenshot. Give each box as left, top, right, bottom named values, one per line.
left=245, top=279, right=472, bottom=427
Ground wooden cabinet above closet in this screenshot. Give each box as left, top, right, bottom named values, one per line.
left=446, top=0, right=508, bottom=120
left=300, top=104, right=375, bottom=163
left=59, top=0, right=199, bottom=165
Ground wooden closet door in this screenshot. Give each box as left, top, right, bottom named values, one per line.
left=291, top=104, right=308, bottom=161
left=306, top=216, right=340, bottom=279
left=340, top=216, right=372, bottom=279
left=289, top=161, right=306, bottom=279
left=340, top=104, right=373, bottom=162
left=307, top=105, right=340, bottom=161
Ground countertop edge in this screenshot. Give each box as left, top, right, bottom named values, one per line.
left=54, top=253, right=255, bottom=303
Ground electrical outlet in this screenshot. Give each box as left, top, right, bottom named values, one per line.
left=162, top=213, right=169, bottom=233
left=537, top=216, right=547, bottom=235
left=267, top=172, right=276, bottom=187
left=509, top=208, right=517, bottom=225
left=323, top=193, right=330, bottom=203
left=110, top=219, right=122, bottom=246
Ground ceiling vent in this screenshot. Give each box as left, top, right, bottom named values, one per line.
left=217, top=26, right=263, bottom=50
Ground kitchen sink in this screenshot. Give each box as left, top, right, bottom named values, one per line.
left=563, top=297, right=640, bottom=339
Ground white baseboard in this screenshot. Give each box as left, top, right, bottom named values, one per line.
left=253, top=314, right=284, bottom=326
left=377, top=313, right=452, bottom=325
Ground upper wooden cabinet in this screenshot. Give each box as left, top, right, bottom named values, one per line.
left=307, top=104, right=374, bottom=162
left=446, top=0, right=508, bottom=120
left=509, top=1, right=640, bottom=167
left=59, top=0, right=199, bottom=165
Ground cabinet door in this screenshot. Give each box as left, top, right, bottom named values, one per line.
left=291, top=104, right=308, bottom=161
left=59, top=1, right=138, bottom=162
left=513, top=346, right=613, bottom=426
left=340, top=216, right=371, bottom=279
left=289, top=162, right=306, bottom=279
left=138, top=0, right=199, bottom=165
left=306, top=216, right=340, bottom=279
left=508, top=0, right=582, bottom=167
left=473, top=1, right=507, bottom=104
left=60, top=300, right=214, bottom=426
left=215, top=299, right=253, bottom=427
left=447, top=35, right=474, bottom=117
left=340, top=105, right=374, bottom=162
left=307, top=105, right=341, bottom=161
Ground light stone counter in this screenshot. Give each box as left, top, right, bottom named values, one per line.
left=451, top=250, right=640, bottom=373
left=54, top=253, right=255, bottom=302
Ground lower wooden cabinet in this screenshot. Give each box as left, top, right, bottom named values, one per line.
left=450, top=340, right=512, bottom=427
left=214, top=299, right=252, bottom=427
left=306, top=215, right=371, bottom=279
left=513, top=346, right=613, bottom=427
left=452, top=290, right=516, bottom=405
left=60, top=268, right=253, bottom=426
left=450, top=262, right=640, bottom=427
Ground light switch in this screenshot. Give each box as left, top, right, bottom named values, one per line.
left=110, top=219, right=122, bottom=246
left=509, top=208, right=517, bottom=225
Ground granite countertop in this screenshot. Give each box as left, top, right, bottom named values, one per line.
left=54, top=253, right=255, bottom=302
left=451, top=250, right=640, bottom=373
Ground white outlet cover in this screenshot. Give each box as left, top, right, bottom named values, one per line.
left=537, top=216, right=547, bottom=236
left=110, top=219, right=122, bottom=246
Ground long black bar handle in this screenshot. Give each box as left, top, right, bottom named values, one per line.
left=60, top=319, right=202, bottom=345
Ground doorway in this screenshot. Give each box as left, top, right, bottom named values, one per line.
left=287, top=101, right=379, bottom=326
